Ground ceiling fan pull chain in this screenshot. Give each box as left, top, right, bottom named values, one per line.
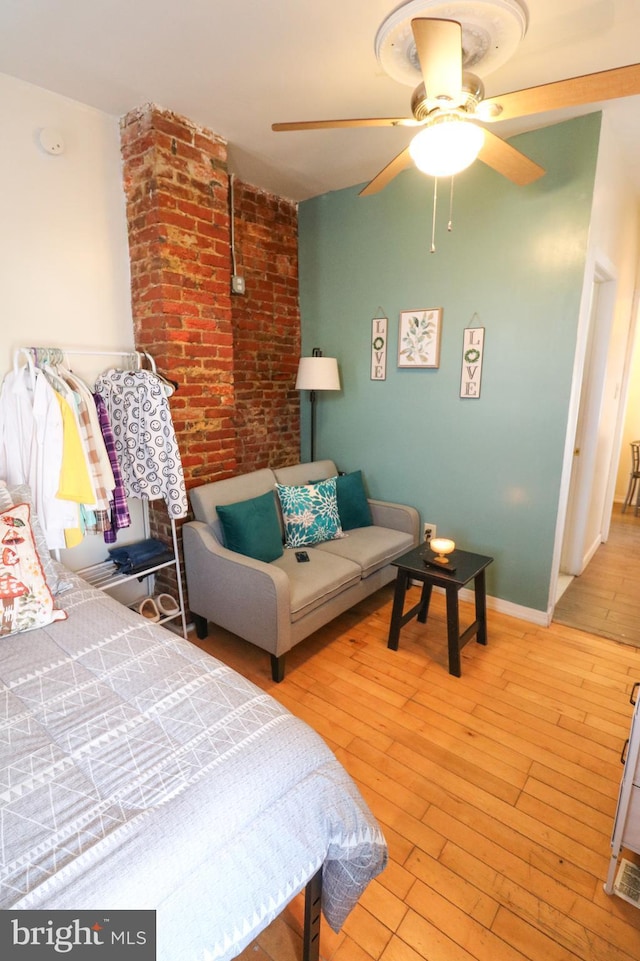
left=448, top=176, right=455, bottom=232
left=430, top=176, right=438, bottom=253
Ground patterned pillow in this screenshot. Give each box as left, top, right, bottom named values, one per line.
left=276, top=478, right=343, bottom=548
left=0, top=503, right=67, bottom=637
left=0, top=482, right=70, bottom=595
left=310, top=471, right=373, bottom=531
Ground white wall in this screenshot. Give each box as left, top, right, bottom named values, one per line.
left=589, top=113, right=640, bottom=509
left=555, top=109, right=640, bottom=585
left=617, top=298, right=640, bottom=501
left=0, top=72, right=136, bottom=570
left=0, top=71, right=133, bottom=359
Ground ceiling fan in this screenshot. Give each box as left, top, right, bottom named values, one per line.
left=272, top=10, right=640, bottom=196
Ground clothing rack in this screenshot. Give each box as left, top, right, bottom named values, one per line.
left=12, top=345, right=187, bottom=638
left=16, top=346, right=157, bottom=372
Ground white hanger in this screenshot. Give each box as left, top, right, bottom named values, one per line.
left=12, top=348, right=36, bottom=391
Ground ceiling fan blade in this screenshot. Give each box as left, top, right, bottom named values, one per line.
left=272, top=118, right=420, bottom=132
left=478, top=129, right=546, bottom=185
left=412, top=18, right=463, bottom=104
left=359, top=147, right=413, bottom=196
left=482, top=62, right=640, bottom=122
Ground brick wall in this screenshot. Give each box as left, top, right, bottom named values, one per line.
left=231, top=180, right=300, bottom=472
left=120, top=104, right=237, bottom=488
left=120, top=104, right=300, bottom=599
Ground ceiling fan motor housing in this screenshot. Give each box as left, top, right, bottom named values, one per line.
left=411, top=70, right=485, bottom=119
left=375, top=0, right=529, bottom=86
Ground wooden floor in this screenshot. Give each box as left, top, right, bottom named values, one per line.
left=554, top=504, right=640, bottom=647
left=191, top=576, right=640, bottom=961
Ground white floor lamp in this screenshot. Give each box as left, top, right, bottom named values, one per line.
left=296, top=348, right=341, bottom=462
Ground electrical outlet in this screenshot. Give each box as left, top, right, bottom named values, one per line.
left=231, top=274, right=245, bottom=294
left=423, top=522, right=436, bottom=543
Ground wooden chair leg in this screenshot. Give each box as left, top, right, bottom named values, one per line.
left=626, top=475, right=640, bottom=515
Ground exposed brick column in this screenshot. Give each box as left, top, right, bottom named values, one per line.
left=120, top=105, right=236, bottom=597
left=119, top=104, right=301, bottom=610
left=231, top=181, right=300, bottom=472
left=120, top=104, right=236, bottom=487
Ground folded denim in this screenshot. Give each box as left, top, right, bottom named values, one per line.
left=108, top=538, right=174, bottom=574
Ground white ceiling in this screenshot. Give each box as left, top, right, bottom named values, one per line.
left=2, top=0, right=640, bottom=201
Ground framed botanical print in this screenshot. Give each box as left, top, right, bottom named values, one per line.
left=397, top=308, right=442, bottom=369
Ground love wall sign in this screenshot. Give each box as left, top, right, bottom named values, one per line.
left=371, top=316, right=388, bottom=380
left=460, top=327, right=485, bottom=398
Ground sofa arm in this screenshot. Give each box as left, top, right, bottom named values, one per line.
left=182, top=521, right=293, bottom=657
left=368, top=499, right=420, bottom=544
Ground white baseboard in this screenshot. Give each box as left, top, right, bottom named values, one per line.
left=580, top=534, right=602, bottom=574
left=409, top=580, right=550, bottom=627
left=458, top=586, right=550, bottom=626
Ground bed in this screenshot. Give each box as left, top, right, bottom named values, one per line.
left=0, top=567, right=387, bottom=959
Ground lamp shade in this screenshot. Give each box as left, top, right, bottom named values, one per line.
left=295, top=356, right=341, bottom=391
left=409, top=116, right=485, bottom=178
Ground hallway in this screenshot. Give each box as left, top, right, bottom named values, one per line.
left=553, top=503, right=640, bottom=647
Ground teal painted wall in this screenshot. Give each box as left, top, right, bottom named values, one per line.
left=298, top=114, right=601, bottom=613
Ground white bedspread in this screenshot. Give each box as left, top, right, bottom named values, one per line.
left=0, top=572, right=387, bottom=959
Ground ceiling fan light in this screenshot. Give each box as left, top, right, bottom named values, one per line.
left=409, top=117, right=485, bottom=177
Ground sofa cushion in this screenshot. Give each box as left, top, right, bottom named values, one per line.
left=336, top=471, right=373, bottom=531
left=313, top=525, right=415, bottom=578
left=189, top=468, right=278, bottom=542
left=272, top=548, right=361, bottom=621
left=309, top=470, right=373, bottom=531
left=216, top=491, right=283, bottom=563
left=276, top=478, right=343, bottom=548
left=274, top=460, right=337, bottom=487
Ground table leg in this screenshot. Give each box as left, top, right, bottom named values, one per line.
left=475, top=569, right=488, bottom=645
left=445, top=585, right=461, bottom=677
left=388, top=570, right=410, bottom=651
left=417, top=581, right=433, bottom=623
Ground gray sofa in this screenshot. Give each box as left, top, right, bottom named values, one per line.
left=183, top=460, right=419, bottom=680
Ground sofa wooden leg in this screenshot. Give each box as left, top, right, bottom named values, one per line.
left=193, top=613, right=208, bottom=639
left=270, top=654, right=286, bottom=682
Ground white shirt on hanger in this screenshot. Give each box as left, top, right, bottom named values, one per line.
left=0, top=361, right=76, bottom=548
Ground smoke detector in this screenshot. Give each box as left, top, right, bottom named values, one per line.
left=375, top=0, right=529, bottom=86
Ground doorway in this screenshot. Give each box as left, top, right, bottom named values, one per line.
left=554, top=501, right=640, bottom=646
left=559, top=263, right=618, bottom=585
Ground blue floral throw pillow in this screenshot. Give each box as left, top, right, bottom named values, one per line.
left=276, top=478, right=343, bottom=548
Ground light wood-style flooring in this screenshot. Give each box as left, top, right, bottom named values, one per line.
left=554, top=504, right=640, bottom=647
left=191, top=575, right=640, bottom=961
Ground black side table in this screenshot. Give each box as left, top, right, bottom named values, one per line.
left=388, top=545, right=494, bottom=676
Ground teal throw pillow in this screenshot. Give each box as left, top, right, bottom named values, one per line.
left=336, top=471, right=373, bottom=531
left=276, top=477, right=343, bottom=548
left=216, top=491, right=283, bottom=563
